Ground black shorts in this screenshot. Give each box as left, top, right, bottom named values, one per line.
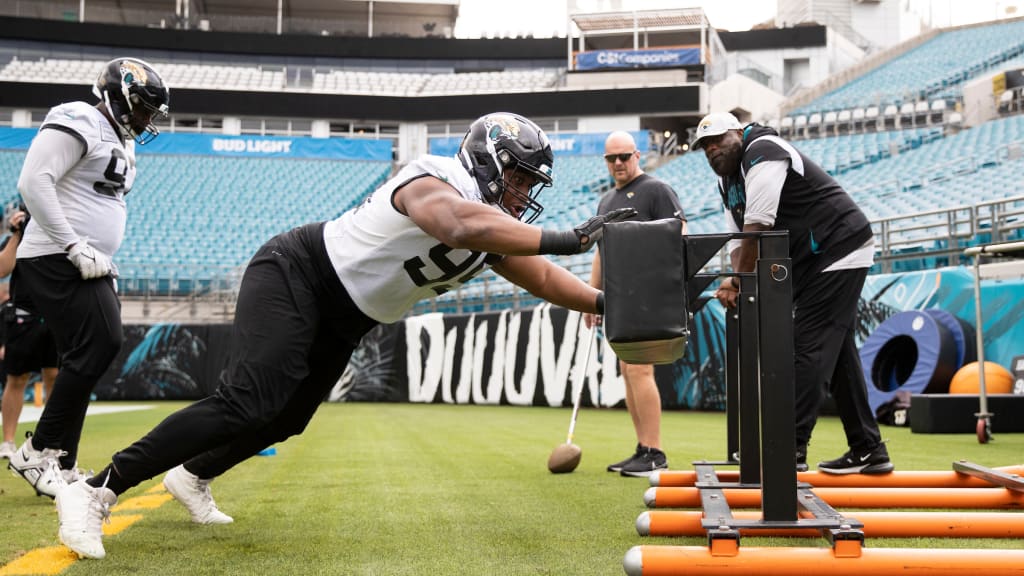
left=4, top=316, right=59, bottom=375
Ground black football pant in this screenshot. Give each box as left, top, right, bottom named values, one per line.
left=91, top=223, right=378, bottom=494
left=792, top=267, right=881, bottom=454
left=14, top=256, right=122, bottom=469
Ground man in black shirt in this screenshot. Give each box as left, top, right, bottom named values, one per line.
left=693, top=112, right=892, bottom=475
left=583, top=131, right=687, bottom=478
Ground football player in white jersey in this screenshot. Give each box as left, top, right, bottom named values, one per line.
left=8, top=58, right=169, bottom=499
left=54, top=112, right=635, bottom=560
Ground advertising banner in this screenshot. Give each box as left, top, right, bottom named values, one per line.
left=575, top=47, right=700, bottom=71
left=429, top=130, right=650, bottom=157
left=0, top=127, right=392, bottom=161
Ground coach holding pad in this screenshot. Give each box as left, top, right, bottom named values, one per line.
left=692, top=112, right=893, bottom=476
left=583, top=131, right=687, bottom=478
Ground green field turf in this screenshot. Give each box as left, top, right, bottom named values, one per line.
left=2, top=401, right=1022, bottom=575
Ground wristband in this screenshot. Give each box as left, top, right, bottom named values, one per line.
left=731, top=276, right=740, bottom=290
left=538, top=229, right=580, bottom=255
left=595, top=292, right=605, bottom=315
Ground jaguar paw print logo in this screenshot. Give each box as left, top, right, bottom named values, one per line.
left=120, top=61, right=148, bottom=86
left=484, top=115, right=520, bottom=142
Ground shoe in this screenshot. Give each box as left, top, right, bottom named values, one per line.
left=795, top=448, right=809, bottom=473
left=8, top=437, right=68, bottom=498
left=163, top=464, right=234, bottom=525
left=620, top=446, right=668, bottom=478
left=817, top=443, right=894, bottom=475
left=607, top=444, right=642, bottom=472
left=0, top=441, right=15, bottom=459
left=56, top=479, right=116, bottom=559
left=62, top=464, right=95, bottom=484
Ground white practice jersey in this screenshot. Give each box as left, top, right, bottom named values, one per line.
left=18, top=101, right=133, bottom=258
left=324, top=155, right=501, bottom=323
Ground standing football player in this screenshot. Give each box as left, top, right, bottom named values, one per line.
left=8, top=58, right=170, bottom=498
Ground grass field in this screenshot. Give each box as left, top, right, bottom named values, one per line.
left=1, top=401, right=1022, bottom=575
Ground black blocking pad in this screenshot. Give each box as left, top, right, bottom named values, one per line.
left=601, top=218, right=687, bottom=365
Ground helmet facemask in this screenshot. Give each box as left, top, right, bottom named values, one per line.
left=124, top=84, right=170, bottom=145
left=488, top=150, right=550, bottom=224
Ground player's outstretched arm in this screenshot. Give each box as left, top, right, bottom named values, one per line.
left=397, top=176, right=545, bottom=255
left=492, top=255, right=603, bottom=315
left=396, top=176, right=636, bottom=256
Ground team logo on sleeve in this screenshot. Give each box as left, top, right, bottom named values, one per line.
left=484, top=115, right=520, bottom=142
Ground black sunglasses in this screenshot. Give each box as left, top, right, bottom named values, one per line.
left=604, top=151, right=636, bottom=163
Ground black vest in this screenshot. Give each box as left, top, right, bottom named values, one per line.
left=718, top=124, right=872, bottom=296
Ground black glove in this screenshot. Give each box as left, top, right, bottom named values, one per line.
left=538, top=207, right=638, bottom=255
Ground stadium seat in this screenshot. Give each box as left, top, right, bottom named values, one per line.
left=864, top=106, right=880, bottom=133
left=780, top=116, right=794, bottom=138
left=823, top=111, right=838, bottom=137
left=898, top=102, right=916, bottom=128
left=836, top=109, right=851, bottom=135
left=850, top=108, right=865, bottom=133
left=914, top=101, right=930, bottom=125
left=807, top=113, right=822, bottom=138
left=793, top=115, right=808, bottom=140
left=883, top=105, right=899, bottom=131
left=930, top=99, right=947, bottom=124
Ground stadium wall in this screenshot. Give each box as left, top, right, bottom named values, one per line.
left=0, top=81, right=701, bottom=123
left=91, top=268, right=1024, bottom=415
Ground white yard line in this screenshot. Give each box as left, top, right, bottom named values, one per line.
left=17, top=404, right=155, bottom=424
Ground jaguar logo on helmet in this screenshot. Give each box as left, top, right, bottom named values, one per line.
left=485, top=115, right=521, bottom=142
left=119, top=61, right=148, bottom=86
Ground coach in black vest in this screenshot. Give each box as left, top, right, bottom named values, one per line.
left=692, top=112, right=894, bottom=475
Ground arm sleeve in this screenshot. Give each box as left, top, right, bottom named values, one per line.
left=742, top=160, right=788, bottom=227
left=724, top=206, right=742, bottom=254
left=16, top=128, right=84, bottom=250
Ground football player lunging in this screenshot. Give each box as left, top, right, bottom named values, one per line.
left=54, top=112, right=634, bottom=559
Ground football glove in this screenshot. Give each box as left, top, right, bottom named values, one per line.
left=67, top=240, right=114, bottom=280
left=538, top=207, right=637, bottom=255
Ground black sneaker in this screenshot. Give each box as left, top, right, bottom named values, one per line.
left=607, top=444, right=642, bottom=473
left=817, top=443, right=894, bottom=475
left=795, top=448, right=809, bottom=473
left=620, top=446, right=668, bottom=478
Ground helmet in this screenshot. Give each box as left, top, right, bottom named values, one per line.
left=92, top=58, right=170, bottom=145
left=458, top=112, right=553, bottom=224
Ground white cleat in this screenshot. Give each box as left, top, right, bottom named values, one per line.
left=8, top=438, right=67, bottom=498
left=56, top=479, right=116, bottom=559
left=163, top=464, right=234, bottom=525
left=0, top=441, right=16, bottom=459
left=62, top=465, right=95, bottom=485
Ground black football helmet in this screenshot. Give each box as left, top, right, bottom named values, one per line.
left=93, top=58, right=170, bottom=145
left=458, top=112, right=553, bottom=224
